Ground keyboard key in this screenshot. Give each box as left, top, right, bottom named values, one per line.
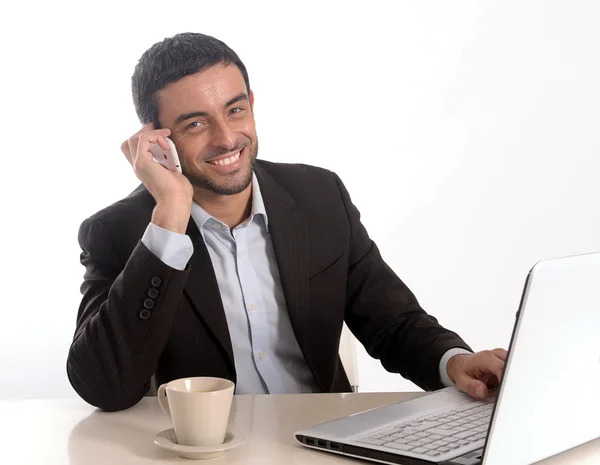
left=386, top=442, right=415, bottom=451
left=427, top=428, right=459, bottom=437
left=377, top=428, right=397, bottom=436
left=426, top=451, right=441, bottom=457
left=404, top=428, right=421, bottom=435
left=412, top=421, right=443, bottom=431
left=358, top=438, right=387, bottom=446
left=412, top=447, right=428, bottom=454
left=454, top=431, right=477, bottom=439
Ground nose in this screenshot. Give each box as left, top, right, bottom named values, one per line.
left=210, top=119, right=237, bottom=151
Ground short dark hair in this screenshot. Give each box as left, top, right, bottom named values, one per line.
left=131, top=32, right=250, bottom=125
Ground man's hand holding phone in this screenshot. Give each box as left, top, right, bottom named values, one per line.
left=121, top=124, right=193, bottom=234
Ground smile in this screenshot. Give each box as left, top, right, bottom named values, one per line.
left=207, top=151, right=241, bottom=166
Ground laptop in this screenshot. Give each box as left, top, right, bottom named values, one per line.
left=295, top=251, right=600, bottom=464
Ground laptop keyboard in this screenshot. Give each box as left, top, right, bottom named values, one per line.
left=356, top=402, right=493, bottom=459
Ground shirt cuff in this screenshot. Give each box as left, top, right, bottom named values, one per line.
left=439, top=348, right=473, bottom=387
left=141, top=222, right=194, bottom=271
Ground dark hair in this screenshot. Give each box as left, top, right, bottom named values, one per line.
left=131, top=32, right=250, bottom=125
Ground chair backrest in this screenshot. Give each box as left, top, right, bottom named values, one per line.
left=338, top=323, right=359, bottom=392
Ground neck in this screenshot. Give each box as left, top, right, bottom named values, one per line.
left=193, top=184, right=253, bottom=229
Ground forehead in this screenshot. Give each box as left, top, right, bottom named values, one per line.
left=156, top=64, right=247, bottom=122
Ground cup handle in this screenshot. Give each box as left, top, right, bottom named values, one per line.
left=157, top=383, right=171, bottom=417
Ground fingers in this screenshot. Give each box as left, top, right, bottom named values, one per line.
left=134, top=130, right=172, bottom=173
left=492, top=348, right=508, bottom=361
left=121, top=123, right=171, bottom=168
left=454, top=349, right=507, bottom=401
left=122, top=125, right=152, bottom=164
left=154, top=133, right=171, bottom=151
left=121, top=139, right=132, bottom=164
left=456, top=374, right=488, bottom=399
left=487, top=352, right=505, bottom=383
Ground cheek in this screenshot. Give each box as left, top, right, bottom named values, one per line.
left=239, top=120, right=257, bottom=141
left=174, top=148, right=199, bottom=172
left=174, top=137, right=204, bottom=162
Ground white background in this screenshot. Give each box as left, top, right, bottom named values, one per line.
left=0, top=1, right=598, bottom=399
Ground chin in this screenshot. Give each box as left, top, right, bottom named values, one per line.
left=187, top=166, right=254, bottom=196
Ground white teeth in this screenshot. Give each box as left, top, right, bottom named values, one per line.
left=209, top=151, right=241, bottom=166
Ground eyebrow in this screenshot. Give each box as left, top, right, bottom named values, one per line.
left=174, top=92, right=249, bottom=125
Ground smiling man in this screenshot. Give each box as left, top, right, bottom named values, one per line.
left=66, top=33, right=506, bottom=412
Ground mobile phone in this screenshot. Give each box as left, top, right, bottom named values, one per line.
left=150, top=137, right=182, bottom=173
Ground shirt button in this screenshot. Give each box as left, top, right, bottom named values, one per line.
left=258, top=351, right=264, bottom=360
left=249, top=303, right=257, bottom=311
left=238, top=251, right=244, bottom=259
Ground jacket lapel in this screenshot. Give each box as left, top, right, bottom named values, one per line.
left=183, top=219, right=235, bottom=371
left=254, top=166, right=327, bottom=386
left=179, top=163, right=338, bottom=390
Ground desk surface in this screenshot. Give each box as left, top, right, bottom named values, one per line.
left=1, top=392, right=598, bottom=464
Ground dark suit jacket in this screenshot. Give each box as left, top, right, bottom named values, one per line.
left=67, top=160, right=471, bottom=411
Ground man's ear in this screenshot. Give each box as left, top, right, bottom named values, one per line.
left=249, top=90, right=255, bottom=111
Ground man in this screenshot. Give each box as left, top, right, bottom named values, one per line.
left=67, top=32, right=506, bottom=412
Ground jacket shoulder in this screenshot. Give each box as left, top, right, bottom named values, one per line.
left=83, top=184, right=154, bottom=229
left=256, top=160, right=340, bottom=192
left=78, top=185, right=154, bottom=263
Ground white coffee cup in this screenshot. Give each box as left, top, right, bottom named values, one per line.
left=157, top=377, right=235, bottom=447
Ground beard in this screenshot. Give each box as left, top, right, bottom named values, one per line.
left=184, top=139, right=258, bottom=196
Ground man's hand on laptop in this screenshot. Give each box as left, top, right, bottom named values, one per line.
left=447, top=348, right=507, bottom=399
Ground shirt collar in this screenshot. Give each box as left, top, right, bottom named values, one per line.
left=250, top=173, right=269, bottom=229
left=190, top=173, right=269, bottom=232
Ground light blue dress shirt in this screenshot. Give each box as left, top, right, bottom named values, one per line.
left=141, top=175, right=469, bottom=393
left=143, top=175, right=320, bottom=394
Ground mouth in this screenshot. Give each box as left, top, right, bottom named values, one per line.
left=206, top=149, right=243, bottom=167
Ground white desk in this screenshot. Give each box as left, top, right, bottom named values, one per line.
left=1, top=393, right=598, bottom=464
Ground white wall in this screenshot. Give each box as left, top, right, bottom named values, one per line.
left=1, top=1, right=599, bottom=398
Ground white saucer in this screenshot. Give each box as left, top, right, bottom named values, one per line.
left=154, top=429, right=246, bottom=460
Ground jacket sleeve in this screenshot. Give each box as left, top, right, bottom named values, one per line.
left=66, top=217, right=190, bottom=411
left=334, top=173, right=472, bottom=390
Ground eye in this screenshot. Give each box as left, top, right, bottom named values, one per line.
left=186, top=121, right=202, bottom=130
left=230, top=107, right=244, bottom=114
